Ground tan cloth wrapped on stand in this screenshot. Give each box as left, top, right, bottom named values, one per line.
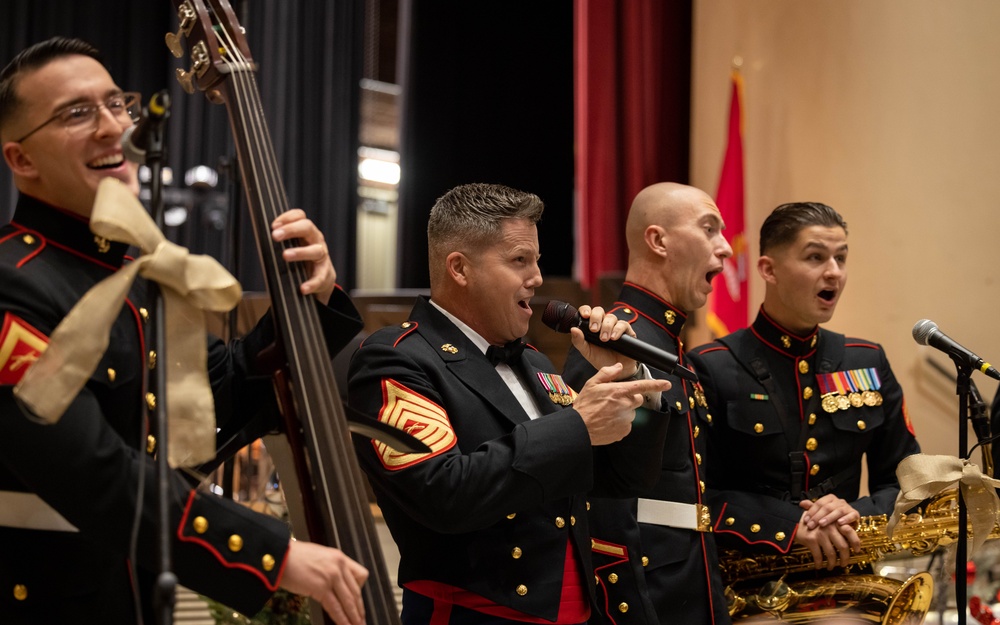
left=15, top=178, right=242, bottom=467
left=888, top=453, right=1000, bottom=556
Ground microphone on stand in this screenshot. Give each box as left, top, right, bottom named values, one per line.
left=542, top=300, right=699, bottom=382
left=121, top=90, right=171, bottom=164
left=912, top=319, right=1000, bottom=381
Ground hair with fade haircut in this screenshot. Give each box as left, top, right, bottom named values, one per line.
left=759, top=201, right=848, bottom=255
left=0, top=37, right=103, bottom=139
left=428, top=182, right=544, bottom=266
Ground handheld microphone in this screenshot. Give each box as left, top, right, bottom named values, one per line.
left=912, top=319, right=1000, bottom=381
left=542, top=300, right=699, bottom=382
left=121, top=90, right=171, bottom=164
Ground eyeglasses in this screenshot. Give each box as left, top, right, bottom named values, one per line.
left=15, top=92, right=142, bottom=143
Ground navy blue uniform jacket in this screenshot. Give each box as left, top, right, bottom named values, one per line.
left=348, top=296, right=670, bottom=621
left=0, top=194, right=363, bottom=623
left=563, top=283, right=729, bottom=625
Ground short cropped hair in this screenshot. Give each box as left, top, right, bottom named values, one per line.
left=759, top=202, right=848, bottom=255
left=0, top=37, right=103, bottom=138
left=428, top=183, right=544, bottom=264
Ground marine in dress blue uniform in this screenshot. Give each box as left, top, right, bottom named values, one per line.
left=0, top=195, right=364, bottom=623
left=685, top=202, right=920, bottom=611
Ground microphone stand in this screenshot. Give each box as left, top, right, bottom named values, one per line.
left=955, top=357, right=975, bottom=625
left=141, top=96, right=176, bottom=625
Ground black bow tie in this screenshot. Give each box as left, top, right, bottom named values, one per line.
left=486, top=339, right=526, bottom=366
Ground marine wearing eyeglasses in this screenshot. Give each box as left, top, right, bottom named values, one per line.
left=0, top=37, right=369, bottom=624
left=12, top=91, right=140, bottom=143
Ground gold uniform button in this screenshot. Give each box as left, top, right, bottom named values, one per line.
left=803, top=386, right=813, bottom=400
left=401, top=322, right=412, bottom=328
left=675, top=401, right=683, bottom=411
left=798, top=361, right=809, bottom=374
left=146, top=392, right=156, bottom=410
left=139, top=307, right=149, bottom=322
left=695, top=453, right=702, bottom=465
left=623, top=308, right=632, bottom=315
left=641, top=556, right=650, bottom=567
left=810, top=464, right=820, bottom=476
left=857, top=420, right=866, bottom=431
left=693, top=425, right=700, bottom=438
left=750, top=524, right=761, bottom=533
left=705, top=414, right=712, bottom=424
left=700, top=480, right=706, bottom=494
left=570, top=515, right=576, bottom=526
left=516, top=584, right=528, bottom=596
left=262, top=554, right=276, bottom=571
left=608, top=573, right=619, bottom=584
left=753, top=423, right=764, bottom=434
left=595, top=575, right=600, bottom=585
left=13, top=584, right=27, bottom=601
left=146, top=435, right=157, bottom=455
left=507, top=513, right=517, bottom=520
left=107, top=368, right=116, bottom=382
left=775, top=531, right=786, bottom=541
left=193, top=516, right=208, bottom=534
left=148, top=350, right=157, bottom=370
left=808, top=413, right=817, bottom=425
left=22, top=235, right=35, bottom=245
left=555, top=517, right=566, bottom=528
left=689, top=396, right=695, bottom=409
left=511, top=547, right=522, bottom=559
left=586, top=501, right=591, bottom=511
left=618, top=602, right=629, bottom=613
left=806, top=437, right=818, bottom=451
left=725, top=517, right=735, bottom=526
left=228, top=534, right=244, bottom=552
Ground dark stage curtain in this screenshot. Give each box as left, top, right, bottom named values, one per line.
left=395, top=0, right=576, bottom=288
left=1, top=0, right=362, bottom=291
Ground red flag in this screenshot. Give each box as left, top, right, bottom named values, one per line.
left=706, top=71, right=748, bottom=338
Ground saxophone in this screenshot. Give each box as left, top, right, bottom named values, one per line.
left=719, top=491, right=999, bottom=623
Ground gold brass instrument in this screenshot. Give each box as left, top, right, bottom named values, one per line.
left=720, top=491, right=1000, bottom=623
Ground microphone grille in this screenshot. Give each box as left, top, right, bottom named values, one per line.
left=912, top=319, right=937, bottom=345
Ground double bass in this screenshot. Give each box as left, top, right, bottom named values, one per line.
left=166, top=1, right=405, bottom=622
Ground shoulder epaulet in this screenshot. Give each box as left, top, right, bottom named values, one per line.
left=844, top=337, right=881, bottom=350
left=690, top=340, right=728, bottom=357
left=0, top=226, right=45, bottom=268
left=359, top=321, right=418, bottom=349
left=610, top=304, right=638, bottom=324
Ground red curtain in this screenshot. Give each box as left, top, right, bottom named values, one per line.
left=573, top=0, right=691, bottom=290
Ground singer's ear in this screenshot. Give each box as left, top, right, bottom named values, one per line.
left=758, top=255, right=777, bottom=284
left=445, top=251, right=470, bottom=286
left=644, top=225, right=669, bottom=257
left=2, top=142, right=37, bottom=179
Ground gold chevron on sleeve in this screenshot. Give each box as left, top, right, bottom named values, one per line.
left=0, top=314, right=48, bottom=385
left=373, top=378, right=456, bottom=470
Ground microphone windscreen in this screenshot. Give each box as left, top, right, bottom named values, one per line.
left=542, top=300, right=579, bottom=334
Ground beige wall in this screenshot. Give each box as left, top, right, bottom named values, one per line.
left=691, top=0, right=1000, bottom=458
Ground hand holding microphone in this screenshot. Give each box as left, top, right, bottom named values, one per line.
left=542, top=300, right=699, bottom=382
